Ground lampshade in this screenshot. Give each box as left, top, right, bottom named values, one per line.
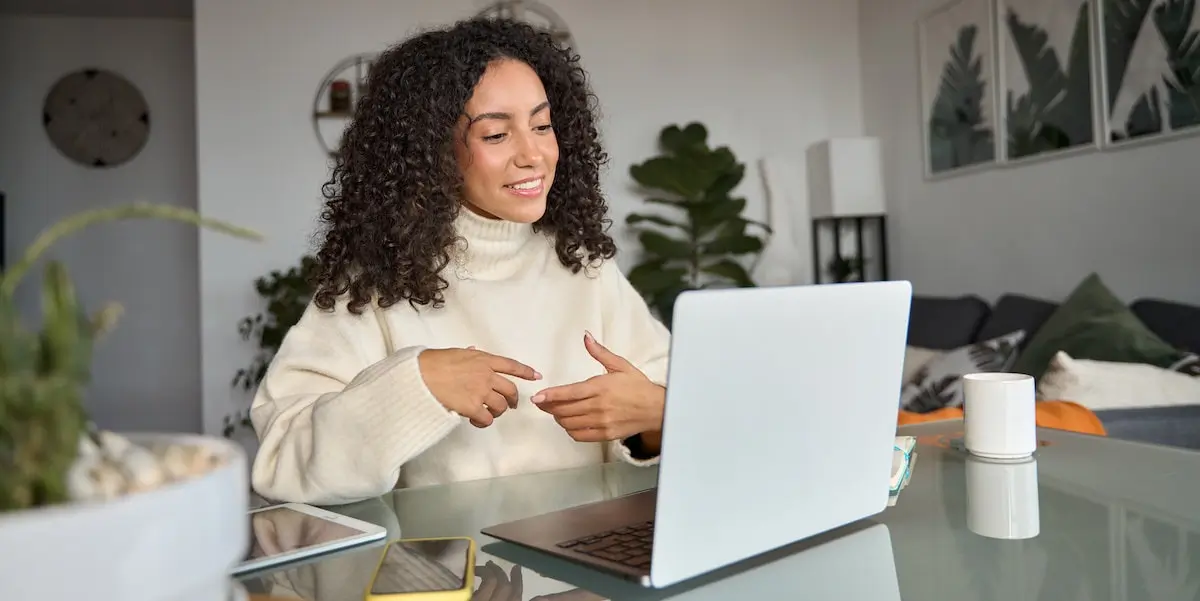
left=806, top=137, right=886, bottom=219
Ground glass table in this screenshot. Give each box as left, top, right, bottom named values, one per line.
left=238, top=419, right=1200, bottom=600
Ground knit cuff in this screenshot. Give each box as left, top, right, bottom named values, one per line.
left=609, top=437, right=660, bottom=467
left=346, top=346, right=462, bottom=470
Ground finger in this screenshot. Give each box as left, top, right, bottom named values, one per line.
left=538, top=398, right=596, bottom=418
left=565, top=427, right=610, bottom=443
left=491, top=374, right=519, bottom=408
left=510, top=564, right=523, bottom=595
left=476, top=562, right=499, bottom=598
left=467, top=404, right=494, bottom=428
left=555, top=413, right=608, bottom=431
left=584, top=330, right=634, bottom=373
left=531, top=378, right=602, bottom=404
left=485, top=392, right=508, bottom=418
left=481, top=353, right=542, bottom=381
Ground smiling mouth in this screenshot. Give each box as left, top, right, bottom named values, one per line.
left=504, top=177, right=543, bottom=190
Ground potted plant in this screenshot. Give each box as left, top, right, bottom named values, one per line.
left=0, top=203, right=262, bottom=601
left=624, top=122, right=770, bottom=326
left=225, top=254, right=317, bottom=440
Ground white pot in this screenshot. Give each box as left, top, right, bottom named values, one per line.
left=0, top=433, right=249, bottom=601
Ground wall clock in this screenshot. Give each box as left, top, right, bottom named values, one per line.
left=43, top=68, right=150, bottom=168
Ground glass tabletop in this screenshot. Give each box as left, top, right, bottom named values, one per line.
left=238, top=419, right=1200, bottom=601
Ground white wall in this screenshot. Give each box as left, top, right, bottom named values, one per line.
left=194, top=0, right=865, bottom=436
left=0, top=16, right=201, bottom=431
left=860, top=0, right=1200, bottom=306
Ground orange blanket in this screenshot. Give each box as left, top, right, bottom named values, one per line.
left=898, top=400, right=1107, bottom=437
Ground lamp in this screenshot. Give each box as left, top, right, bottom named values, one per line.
left=806, top=137, right=888, bottom=284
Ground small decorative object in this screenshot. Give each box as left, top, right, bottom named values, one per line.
left=807, top=138, right=889, bottom=284
left=624, top=122, right=770, bottom=327
left=43, top=68, right=150, bottom=168
left=329, top=80, right=352, bottom=113
left=919, top=0, right=998, bottom=177
left=312, top=54, right=377, bottom=157
left=0, top=202, right=261, bottom=601
left=1098, top=0, right=1200, bottom=146
left=998, top=0, right=1096, bottom=160
left=477, top=0, right=575, bottom=48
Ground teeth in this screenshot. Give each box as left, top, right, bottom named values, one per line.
left=507, top=178, right=541, bottom=190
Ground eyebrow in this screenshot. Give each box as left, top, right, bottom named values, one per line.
left=466, top=101, right=550, bottom=126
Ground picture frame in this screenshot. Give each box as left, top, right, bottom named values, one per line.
left=918, top=0, right=1001, bottom=179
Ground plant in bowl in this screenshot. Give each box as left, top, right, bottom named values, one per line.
left=0, top=203, right=262, bottom=601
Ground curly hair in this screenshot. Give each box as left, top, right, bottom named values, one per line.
left=311, top=17, right=616, bottom=315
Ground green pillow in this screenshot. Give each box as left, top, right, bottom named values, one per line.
left=1012, top=273, right=1187, bottom=379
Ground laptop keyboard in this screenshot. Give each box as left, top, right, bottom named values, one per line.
left=555, top=520, right=654, bottom=569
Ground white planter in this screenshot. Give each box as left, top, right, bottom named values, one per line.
left=0, top=433, right=249, bottom=601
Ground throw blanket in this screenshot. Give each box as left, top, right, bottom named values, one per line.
left=897, top=400, right=1107, bottom=437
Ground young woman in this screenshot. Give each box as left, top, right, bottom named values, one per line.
left=250, top=17, right=672, bottom=506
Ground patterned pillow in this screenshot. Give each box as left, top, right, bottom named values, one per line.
left=900, top=330, right=1027, bottom=413
left=1170, top=354, right=1200, bottom=377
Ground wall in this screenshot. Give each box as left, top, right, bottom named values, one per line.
left=194, top=0, right=865, bottom=436
left=0, top=16, right=201, bottom=431
left=860, top=0, right=1200, bottom=306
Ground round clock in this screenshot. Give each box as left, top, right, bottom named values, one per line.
left=42, top=68, right=150, bottom=168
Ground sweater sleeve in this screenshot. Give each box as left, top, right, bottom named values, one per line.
left=597, top=260, right=672, bottom=467
left=248, top=300, right=461, bottom=505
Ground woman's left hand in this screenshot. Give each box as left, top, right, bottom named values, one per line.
left=531, top=332, right=665, bottom=442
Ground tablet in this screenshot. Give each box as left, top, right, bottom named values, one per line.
left=234, top=502, right=388, bottom=575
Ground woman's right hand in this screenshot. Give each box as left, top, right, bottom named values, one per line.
left=418, top=347, right=542, bottom=428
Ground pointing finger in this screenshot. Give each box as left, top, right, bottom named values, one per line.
left=584, top=331, right=634, bottom=373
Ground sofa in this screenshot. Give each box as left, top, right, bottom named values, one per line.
left=905, top=274, right=1200, bottom=450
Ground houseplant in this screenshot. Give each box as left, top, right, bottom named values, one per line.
left=625, top=122, right=770, bottom=326
left=0, top=203, right=262, bottom=601
left=226, top=254, right=317, bottom=437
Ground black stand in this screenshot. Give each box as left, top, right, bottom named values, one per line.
left=811, top=214, right=888, bottom=284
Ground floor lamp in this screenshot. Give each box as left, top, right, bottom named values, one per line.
left=807, top=138, right=888, bottom=284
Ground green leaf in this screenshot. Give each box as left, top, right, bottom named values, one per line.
left=927, top=24, right=996, bottom=171
left=659, top=122, right=708, bottom=154
left=690, top=197, right=746, bottom=232
left=703, top=234, right=764, bottom=255
left=629, top=157, right=700, bottom=198
left=626, top=213, right=687, bottom=231
left=704, top=163, right=745, bottom=201
left=702, top=260, right=755, bottom=287
left=639, top=231, right=694, bottom=259
left=37, top=261, right=92, bottom=381
left=627, top=261, right=688, bottom=296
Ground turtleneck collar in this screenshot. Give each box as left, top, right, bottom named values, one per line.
left=451, top=206, right=541, bottom=280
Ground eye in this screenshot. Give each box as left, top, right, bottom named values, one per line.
left=535, top=124, right=554, bottom=133
left=482, top=133, right=507, bottom=142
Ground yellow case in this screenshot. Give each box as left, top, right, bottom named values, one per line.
left=364, top=537, right=476, bottom=601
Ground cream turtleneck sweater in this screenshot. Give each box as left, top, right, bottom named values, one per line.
left=249, top=209, right=672, bottom=505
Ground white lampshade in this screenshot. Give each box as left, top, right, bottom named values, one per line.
left=806, top=137, right=886, bottom=219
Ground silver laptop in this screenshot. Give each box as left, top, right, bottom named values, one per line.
left=481, top=281, right=912, bottom=589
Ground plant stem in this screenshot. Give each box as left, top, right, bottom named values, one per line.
left=0, top=203, right=262, bottom=298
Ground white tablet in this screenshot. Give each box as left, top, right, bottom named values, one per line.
left=234, top=502, right=388, bottom=575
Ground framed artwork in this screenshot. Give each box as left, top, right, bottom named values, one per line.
left=1098, top=0, right=1200, bottom=147
left=997, top=0, right=1098, bottom=162
left=919, top=0, right=1000, bottom=178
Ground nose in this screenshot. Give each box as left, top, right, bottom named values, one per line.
left=513, top=131, right=542, bottom=168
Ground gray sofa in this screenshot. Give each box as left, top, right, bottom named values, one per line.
left=908, top=293, right=1200, bottom=450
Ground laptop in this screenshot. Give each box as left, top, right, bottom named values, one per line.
left=481, top=281, right=912, bottom=589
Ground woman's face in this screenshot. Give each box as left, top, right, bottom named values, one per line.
left=454, top=58, right=559, bottom=223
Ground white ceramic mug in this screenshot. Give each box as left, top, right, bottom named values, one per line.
left=962, top=372, right=1037, bottom=459
left=965, top=455, right=1040, bottom=540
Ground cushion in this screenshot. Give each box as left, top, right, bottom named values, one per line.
left=902, top=346, right=941, bottom=385
left=975, top=294, right=1059, bottom=349
left=1131, top=299, right=1200, bottom=355
left=1037, top=351, right=1200, bottom=411
left=1010, top=273, right=1188, bottom=380
left=900, top=329, right=1026, bottom=413
left=907, top=295, right=990, bottom=350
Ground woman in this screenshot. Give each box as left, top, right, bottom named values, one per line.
left=250, top=16, right=671, bottom=506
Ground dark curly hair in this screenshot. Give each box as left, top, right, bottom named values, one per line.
left=311, top=16, right=617, bottom=315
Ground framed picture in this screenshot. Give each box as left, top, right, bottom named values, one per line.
left=996, top=0, right=1099, bottom=162
left=919, top=0, right=1000, bottom=178
left=1097, top=0, right=1200, bottom=147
